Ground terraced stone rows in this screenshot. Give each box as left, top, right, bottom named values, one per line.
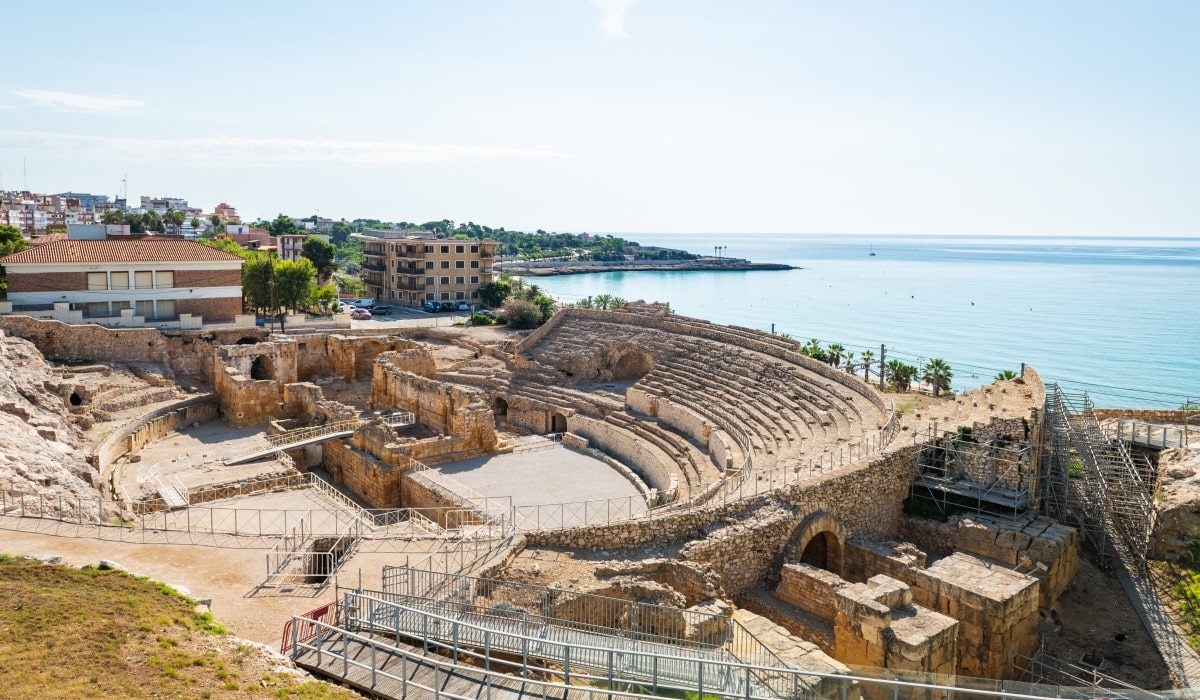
left=608, top=410, right=722, bottom=486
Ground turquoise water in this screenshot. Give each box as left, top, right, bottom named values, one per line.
left=533, top=234, right=1200, bottom=408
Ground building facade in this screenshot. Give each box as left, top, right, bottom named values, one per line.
left=0, top=239, right=245, bottom=328
left=358, top=232, right=498, bottom=308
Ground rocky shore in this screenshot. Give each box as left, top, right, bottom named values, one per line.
left=505, top=259, right=796, bottom=276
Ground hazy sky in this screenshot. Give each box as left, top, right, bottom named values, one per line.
left=0, top=1, right=1196, bottom=235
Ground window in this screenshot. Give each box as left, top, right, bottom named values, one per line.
left=455, top=276, right=464, bottom=284
left=156, top=300, right=175, bottom=319
left=156, top=271, right=173, bottom=288
left=110, top=271, right=130, bottom=289
left=471, top=291, right=479, bottom=299
left=112, top=301, right=131, bottom=314
left=441, top=292, right=450, bottom=300
left=426, top=292, right=435, bottom=300
left=455, top=260, right=465, bottom=269
left=440, top=276, right=450, bottom=285
left=425, top=261, right=434, bottom=270
left=470, top=260, right=479, bottom=268
left=425, top=276, right=434, bottom=285
left=83, top=301, right=108, bottom=317
left=440, top=245, right=449, bottom=254
left=87, top=272, right=107, bottom=290
left=470, top=245, right=478, bottom=253
left=456, top=291, right=465, bottom=300
left=135, top=300, right=153, bottom=317
left=440, top=260, right=450, bottom=269
left=424, top=245, right=433, bottom=253
left=455, top=245, right=464, bottom=253
left=471, top=276, right=479, bottom=284
left=134, top=271, right=153, bottom=289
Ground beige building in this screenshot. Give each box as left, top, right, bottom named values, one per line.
left=358, top=232, right=498, bottom=308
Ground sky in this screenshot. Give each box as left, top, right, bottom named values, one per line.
left=0, top=1, right=1196, bottom=236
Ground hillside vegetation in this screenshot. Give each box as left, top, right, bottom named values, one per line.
left=0, top=556, right=357, bottom=699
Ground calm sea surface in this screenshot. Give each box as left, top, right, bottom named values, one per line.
left=533, top=234, right=1200, bottom=408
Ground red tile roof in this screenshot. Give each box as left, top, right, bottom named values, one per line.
left=0, top=239, right=245, bottom=264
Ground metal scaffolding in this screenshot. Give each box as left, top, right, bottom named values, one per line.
left=909, top=426, right=1036, bottom=518
left=1041, top=386, right=1158, bottom=563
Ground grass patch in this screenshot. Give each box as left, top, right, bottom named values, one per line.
left=0, top=556, right=356, bottom=699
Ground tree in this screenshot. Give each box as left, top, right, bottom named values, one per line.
left=886, top=360, right=918, bottom=393
left=209, top=213, right=226, bottom=235
left=609, top=296, right=627, bottom=309
left=164, top=208, right=185, bottom=234
left=101, top=209, right=125, bottom=225
left=480, top=279, right=512, bottom=307
left=268, top=214, right=299, bottom=238
left=309, top=284, right=338, bottom=314
left=190, top=216, right=202, bottom=231
left=300, top=236, right=337, bottom=283
left=141, top=210, right=165, bottom=233
left=274, top=259, right=317, bottom=315
left=0, top=225, right=28, bottom=298
left=827, top=343, right=845, bottom=368
left=801, top=339, right=828, bottom=363
left=531, top=293, right=556, bottom=322
left=499, top=297, right=543, bottom=329
left=922, top=358, right=953, bottom=397
left=995, top=369, right=1018, bottom=381
left=860, top=350, right=876, bottom=381
left=242, top=255, right=276, bottom=315
left=594, top=293, right=614, bottom=310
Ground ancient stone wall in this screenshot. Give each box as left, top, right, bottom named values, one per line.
left=568, top=414, right=680, bottom=495
left=1093, top=408, right=1198, bottom=424
left=628, top=389, right=736, bottom=471
left=400, top=472, right=484, bottom=527
left=526, top=443, right=918, bottom=552
left=94, top=394, right=219, bottom=496
left=0, top=315, right=170, bottom=364
left=897, top=514, right=1078, bottom=609
left=323, top=439, right=401, bottom=508
left=371, top=352, right=496, bottom=452
left=676, top=502, right=799, bottom=597
left=776, top=563, right=844, bottom=622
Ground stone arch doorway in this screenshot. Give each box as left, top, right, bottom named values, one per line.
left=493, top=397, right=509, bottom=427
left=550, top=412, right=567, bottom=433
left=250, top=355, right=273, bottom=381
left=787, top=511, right=847, bottom=576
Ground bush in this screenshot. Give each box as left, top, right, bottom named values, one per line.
left=499, top=298, right=543, bottom=329
left=468, top=313, right=494, bottom=326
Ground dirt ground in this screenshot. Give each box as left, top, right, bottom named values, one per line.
left=1049, top=552, right=1172, bottom=690
left=0, top=526, right=438, bottom=647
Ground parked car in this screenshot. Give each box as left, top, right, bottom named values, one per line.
left=352, top=298, right=376, bottom=309
left=350, top=308, right=372, bottom=320
left=423, top=301, right=441, bottom=313
left=439, top=302, right=457, bottom=312
left=371, top=305, right=394, bottom=316
left=478, top=309, right=497, bottom=319
left=338, top=302, right=354, bottom=314
left=457, top=302, right=470, bottom=311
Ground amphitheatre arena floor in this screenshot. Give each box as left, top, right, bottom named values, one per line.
left=118, top=420, right=290, bottom=498
left=435, top=443, right=648, bottom=517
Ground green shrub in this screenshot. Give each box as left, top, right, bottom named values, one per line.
left=468, top=313, right=494, bottom=326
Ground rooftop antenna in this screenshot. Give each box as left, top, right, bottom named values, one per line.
left=122, top=174, right=128, bottom=202
left=23, top=157, right=28, bottom=191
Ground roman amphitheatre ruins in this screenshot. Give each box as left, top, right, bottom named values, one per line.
left=2, top=302, right=1199, bottom=699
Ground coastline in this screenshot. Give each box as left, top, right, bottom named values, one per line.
left=503, top=260, right=797, bottom=277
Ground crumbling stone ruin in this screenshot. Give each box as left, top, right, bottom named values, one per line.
left=0, top=302, right=1131, bottom=688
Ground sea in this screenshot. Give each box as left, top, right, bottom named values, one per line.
left=532, top=234, right=1200, bottom=408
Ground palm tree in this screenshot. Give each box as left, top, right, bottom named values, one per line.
left=860, top=350, right=875, bottom=381
left=995, top=369, right=1018, bottom=381
left=609, top=296, right=627, bottom=309
left=923, top=358, right=953, bottom=397
left=886, top=359, right=916, bottom=393
left=526, top=283, right=542, bottom=300
left=843, top=350, right=855, bottom=373
left=594, top=293, right=614, bottom=310
left=827, top=343, right=845, bottom=368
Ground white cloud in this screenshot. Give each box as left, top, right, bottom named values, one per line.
left=0, top=130, right=558, bottom=166
left=592, top=0, right=634, bottom=37
left=11, top=89, right=145, bottom=113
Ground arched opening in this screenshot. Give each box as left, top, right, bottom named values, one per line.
left=69, top=392, right=82, bottom=406
left=236, top=336, right=259, bottom=345
left=250, top=356, right=272, bottom=381
left=493, top=397, right=509, bottom=425
left=609, top=349, right=654, bottom=380
left=551, top=412, right=567, bottom=433
left=799, top=531, right=841, bottom=572
left=786, top=512, right=848, bottom=577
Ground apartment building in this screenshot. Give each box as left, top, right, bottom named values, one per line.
left=0, top=238, right=245, bottom=328
left=213, top=202, right=241, bottom=223
left=357, top=231, right=498, bottom=308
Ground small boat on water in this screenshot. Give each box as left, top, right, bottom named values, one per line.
left=869, top=244, right=876, bottom=256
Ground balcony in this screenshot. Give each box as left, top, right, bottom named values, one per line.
left=363, top=262, right=386, bottom=272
